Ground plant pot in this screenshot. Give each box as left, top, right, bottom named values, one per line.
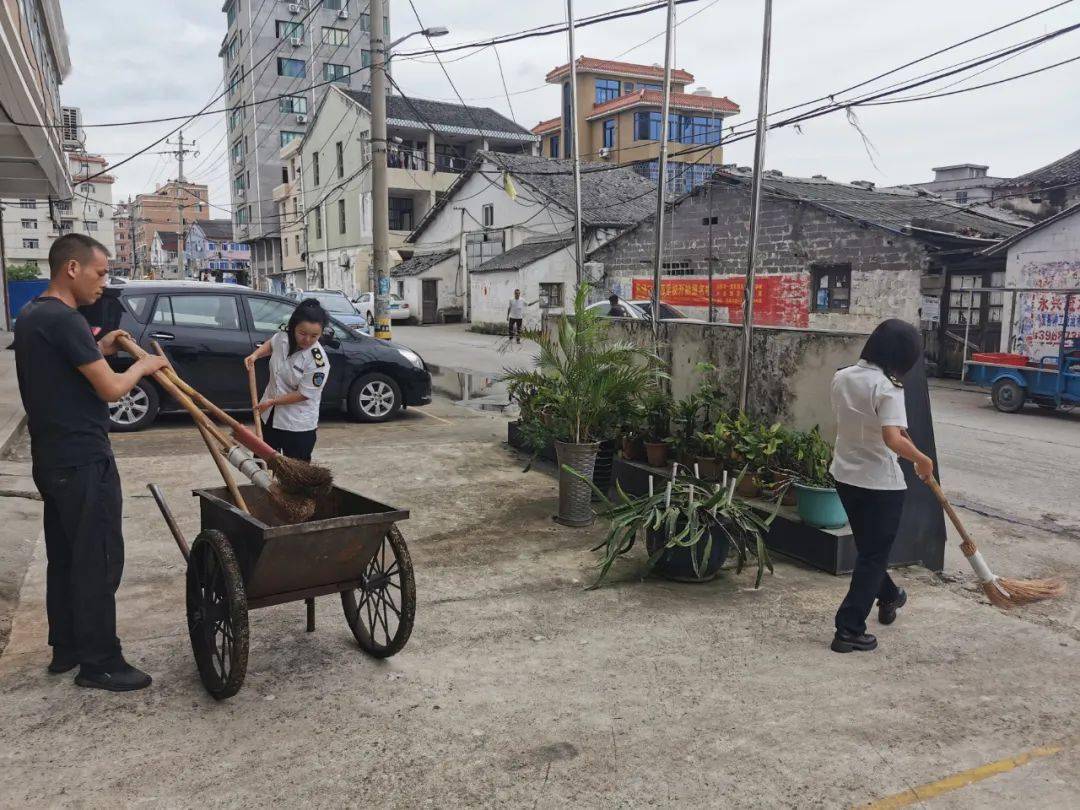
left=591, top=439, right=616, bottom=502
left=694, top=456, right=721, bottom=481
left=644, top=441, right=669, bottom=468
left=621, top=435, right=644, bottom=462
left=646, top=521, right=731, bottom=583
left=735, top=474, right=762, bottom=498
left=793, top=483, right=849, bottom=529
left=554, top=440, right=600, bottom=527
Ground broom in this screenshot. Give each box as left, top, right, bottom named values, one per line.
left=927, top=477, right=1065, bottom=608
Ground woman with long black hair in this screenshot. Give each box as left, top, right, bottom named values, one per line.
left=830, top=319, right=935, bottom=654
left=243, top=298, right=331, bottom=462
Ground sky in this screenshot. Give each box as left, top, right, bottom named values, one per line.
left=58, top=0, right=1080, bottom=214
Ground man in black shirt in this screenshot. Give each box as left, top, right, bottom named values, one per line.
left=15, top=234, right=169, bottom=692
left=607, top=294, right=628, bottom=318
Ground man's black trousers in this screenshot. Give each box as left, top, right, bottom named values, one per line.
left=834, top=482, right=906, bottom=635
left=508, top=318, right=523, bottom=340
left=33, top=457, right=124, bottom=671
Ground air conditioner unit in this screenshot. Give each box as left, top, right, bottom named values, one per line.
left=287, top=3, right=301, bottom=15
left=338, top=9, right=349, bottom=19
left=290, top=35, right=304, bottom=47
left=598, top=147, right=611, bottom=159
left=296, top=113, right=308, bottom=124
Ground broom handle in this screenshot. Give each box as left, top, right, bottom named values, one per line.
left=925, top=477, right=978, bottom=555
left=195, top=418, right=249, bottom=514
left=247, top=365, right=263, bottom=440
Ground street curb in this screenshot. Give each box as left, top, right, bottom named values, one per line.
left=0, top=411, right=27, bottom=460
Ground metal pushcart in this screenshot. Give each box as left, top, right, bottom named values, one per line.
left=149, top=483, right=416, bottom=700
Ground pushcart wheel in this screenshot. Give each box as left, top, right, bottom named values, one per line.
left=187, top=530, right=249, bottom=700
left=991, top=379, right=1025, bottom=413
left=341, top=525, right=416, bottom=658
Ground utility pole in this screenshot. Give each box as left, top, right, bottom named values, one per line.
left=737, top=0, right=774, bottom=413
left=565, top=0, right=585, bottom=288
left=0, top=203, right=10, bottom=330
left=650, top=0, right=677, bottom=345
left=370, top=0, right=392, bottom=340
left=166, top=130, right=197, bottom=280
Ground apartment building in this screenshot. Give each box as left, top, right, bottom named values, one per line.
left=186, top=219, right=251, bottom=283
left=150, top=230, right=180, bottom=277
left=2, top=151, right=116, bottom=276
left=271, top=137, right=307, bottom=291
left=113, top=200, right=133, bottom=275
left=131, top=180, right=210, bottom=274
left=532, top=57, right=739, bottom=195
left=221, top=0, right=385, bottom=288
left=292, top=85, right=535, bottom=296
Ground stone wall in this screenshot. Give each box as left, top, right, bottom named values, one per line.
left=589, top=181, right=928, bottom=333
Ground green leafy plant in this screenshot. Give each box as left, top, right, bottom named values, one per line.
left=641, top=387, right=673, bottom=443
left=789, top=426, right=836, bottom=488
left=670, top=393, right=705, bottom=459
left=5, top=263, right=41, bottom=282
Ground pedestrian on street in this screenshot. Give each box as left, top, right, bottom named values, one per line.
left=244, top=298, right=330, bottom=462
left=829, top=319, right=935, bottom=654
left=506, top=288, right=532, bottom=344
left=607, top=294, right=628, bottom=318
left=14, top=234, right=171, bottom=691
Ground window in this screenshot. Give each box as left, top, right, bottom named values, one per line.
left=324, top=63, right=350, bottom=83
left=602, top=119, right=616, bottom=149
left=323, top=26, right=348, bottom=46
left=295, top=235, right=301, bottom=255
left=482, top=204, right=494, bottom=227
left=389, top=197, right=414, bottom=231
left=225, top=0, right=238, bottom=27
left=224, top=35, right=240, bottom=68
left=595, top=79, right=620, bottom=104
left=21, top=219, right=36, bottom=229
left=229, top=68, right=242, bottom=95
left=235, top=206, right=250, bottom=225
left=335, top=141, right=344, bottom=178
left=324, top=0, right=344, bottom=9
left=207, top=242, right=217, bottom=251
left=702, top=215, right=719, bottom=226
left=233, top=173, right=246, bottom=194
left=810, top=264, right=852, bottom=313
left=277, top=57, right=305, bottom=78
left=154, top=295, right=241, bottom=330
left=359, top=11, right=370, bottom=29
left=312, top=152, right=320, bottom=185
left=280, top=130, right=303, bottom=147
left=22, top=238, right=39, bottom=249
left=623, top=82, right=635, bottom=93
left=465, top=230, right=504, bottom=269
left=641, top=82, right=662, bottom=91
left=549, top=135, right=559, bottom=158
left=314, top=206, right=322, bottom=239
left=361, top=50, right=371, bottom=68
left=229, top=106, right=243, bottom=131
left=955, top=191, right=968, bottom=204
left=661, top=260, right=692, bottom=276
left=246, top=296, right=295, bottom=332
left=85, top=221, right=98, bottom=232
left=634, top=111, right=661, bottom=141
left=338, top=199, right=347, bottom=233
left=539, top=283, right=564, bottom=308
left=231, top=139, right=245, bottom=163
left=282, top=166, right=289, bottom=184
left=279, top=95, right=307, bottom=114
left=275, top=20, right=303, bottom=39
left=124, top=295, right=153, bottom=323
left=19, top=199, right=36, bottom=209
left=60, top=219, right=74, bottom=232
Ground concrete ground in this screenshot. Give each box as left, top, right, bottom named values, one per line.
left=1, top=350, right=1079, bottom=805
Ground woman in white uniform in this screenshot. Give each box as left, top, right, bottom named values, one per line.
left=243, top=298, right=330, bottom=463
left=829, top=319, right=935, bottom=654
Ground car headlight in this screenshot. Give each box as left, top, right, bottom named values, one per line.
left=397, top=348, right=424, bottom=369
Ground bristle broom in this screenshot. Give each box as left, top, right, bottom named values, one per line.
left=267, top=454, right=333, bottom=492
left=981, top=576, right=1066, bottom=609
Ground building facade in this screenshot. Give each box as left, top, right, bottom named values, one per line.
left=186, top=219, right=251, bottom=283
left=112, top=200, right=133, bottom=276
left=131, top=180, right=210, bottom=275
left=221, top=0, right=386, bottom=288
left=271, top=137, right=307, bottom=291
left=295, top=86, right=536, bottom=297
left=531, top=57, right=739, bottom=196
left=881, top=164, right=1009, bottom=205
left=149, top=230, right=179, bottom=277
left=993, top=148, right=1080, bottom=222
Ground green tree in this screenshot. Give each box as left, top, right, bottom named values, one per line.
left=5, top=263, right=42, bottom=282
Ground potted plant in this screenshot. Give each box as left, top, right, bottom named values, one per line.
left=790, top=427, right=848, bottom=529
left=670, top=393, right=705, bottom=467
left=693, top=428, right=723, bottom=482
left=567, top=469, right=776, bottom=586
left=616, top=399, right=646, bottom=462
left=503, top=284, right=658, bottom=527
left=761, top=426, right=801, bottom=506
left=642, top=388, right=673, bottom=468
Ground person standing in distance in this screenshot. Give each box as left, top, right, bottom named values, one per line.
left=506, top=289, right=528, bottom=344
left=14, top=234, right=170, bottom=691
left=244, top=298, right=330, bottom=462
left=829, top=319, right=934, bottom=654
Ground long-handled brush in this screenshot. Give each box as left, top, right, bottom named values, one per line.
left=927, top=477, right=1065, bottom=608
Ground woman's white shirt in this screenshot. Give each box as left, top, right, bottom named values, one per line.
left=829, top=359, right=908, bottom=490
left=260, top=331, right=329, bottom=432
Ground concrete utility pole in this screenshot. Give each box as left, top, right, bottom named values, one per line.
left=370, top=0, right=392, bottom=340
left=166, top=131, right=197, bottom=280
left=650, top=0, right=677, bottom=344
left=737, top=0, right=774, bottom=413
left=0, top=203, right=10, bottom=330
left=565, top=0, right=585, bottom=288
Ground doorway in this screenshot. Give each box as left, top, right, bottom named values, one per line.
left=940, top=267, right=1005, bottom=376
left=422, top=279, right=438, bottom=324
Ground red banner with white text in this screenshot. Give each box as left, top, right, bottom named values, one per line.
left=631, top=274, right=809, bottom=327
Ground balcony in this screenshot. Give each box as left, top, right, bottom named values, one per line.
left=272, top=181, right=292, bottom=202
left=385, top=149, right=463, bottom=197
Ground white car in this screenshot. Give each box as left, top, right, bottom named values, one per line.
left=585, top=296, right=647, bottom=319
left=354, top=292, right=411, bottom=325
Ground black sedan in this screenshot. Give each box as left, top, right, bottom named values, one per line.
left=84, top=281, right=431, bottom=431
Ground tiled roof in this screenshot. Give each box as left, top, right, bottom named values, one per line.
left=472, top=238, right=573, bottom=274
left=586, top=90, right=740, bottom=120
left=390, top=250, right=457, bottom=277
left=983, top=201, right=1080, bottom=256
left=197, top=219, right=234, bottom=240
left=157, top=231, right=179, bottom=251
left=1003, top=147, right=1080, bottom=188
left=532, top=116, right=561, bottom=135
left=343, top=90, right=535, bottom=142
left=546, top=57, right=694, bottom=85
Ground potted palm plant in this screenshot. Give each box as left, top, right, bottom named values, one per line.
left=503, top=284, right=657, bottom=527
left=642, top=388, right=673, bottom=468
left=790, top=427, right=848, bottom=529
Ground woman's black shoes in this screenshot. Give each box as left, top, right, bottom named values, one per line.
left=878, top=589, right=908, bottom=625
left=74, top=660, right=152, bottom=692
left=831, top=629, right=878, bottom=653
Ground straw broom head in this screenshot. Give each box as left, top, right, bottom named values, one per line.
left=980, top=575, right=1066, bottom=609
left=268, top=485, right=316, bottom=524
left=267, top=453, right=333, bottom=492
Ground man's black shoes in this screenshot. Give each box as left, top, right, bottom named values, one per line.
left=831, top=629, right=878, bottom=653
left=878, top=589, right=907, bottom=625
left=74, top=661, right=152, bottom=692
left=47, top=649, right=79, bottom=674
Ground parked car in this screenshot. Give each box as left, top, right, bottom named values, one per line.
left=584, top=297, right=647, bottom=319
left=81, top=281, right=431, bottom=431
left=354, top=291, right=411, bottom=324
left=286, top=289, right=369, bottom=332
left=629, top=299, right=692, bottom=320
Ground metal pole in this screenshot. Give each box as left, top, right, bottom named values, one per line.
left=737, top=0, right=774, bottom=413
left=961, top=287, right=973, bottom=383
left=0, top=203, right=10, bottom=330
left=1008, top=289, right=1019, bottom=353
left=176, top=131, right=185, bottom=280
left=707, top=156, right=715, bottom=323
left=370, top=0, right=392, bottom=340
left=650, top=0, right=677, bottom=344
left=565, top=0, right=585, bottom=289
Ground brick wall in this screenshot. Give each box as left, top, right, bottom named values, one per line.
left=590, top=182, right=929, bottom=332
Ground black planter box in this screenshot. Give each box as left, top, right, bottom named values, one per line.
left=612, top=457, right=937, bottom=577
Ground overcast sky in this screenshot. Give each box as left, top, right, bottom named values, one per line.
left=59, top=1, right=1080, bottom=213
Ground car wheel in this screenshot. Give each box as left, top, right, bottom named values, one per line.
left=348, top=373, right=402, bottom=422
left=109, top=379, right=160, bottom=432
left=990, top=378, right=1025, bottom=413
